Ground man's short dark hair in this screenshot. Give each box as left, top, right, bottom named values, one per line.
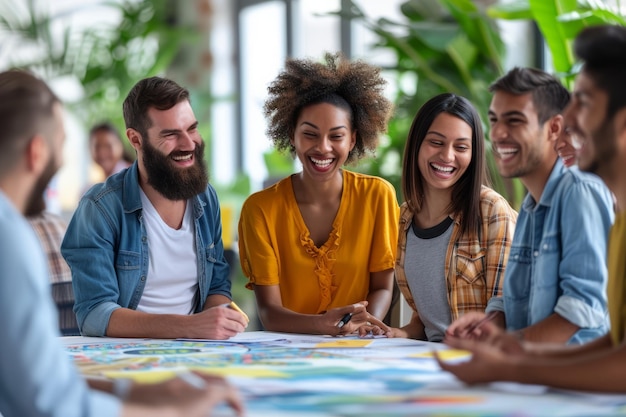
left=0, top=69, right=60, bottom=177
left=122, top=77, right=190, bottom=139
left=575, top=25, right=626, bottom=119
left=489, top=67, right=570, bottom=124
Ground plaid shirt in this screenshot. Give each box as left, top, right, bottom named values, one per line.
left=28, top=212, right=78, bottom=335
left=28, top=212, right=72, bottom=284
left=396, top=186, right=517, bottom=321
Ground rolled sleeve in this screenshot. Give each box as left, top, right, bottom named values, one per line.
left=555, top=295, right=608, bottom=329
left=81, top=301, right=122, bottom=337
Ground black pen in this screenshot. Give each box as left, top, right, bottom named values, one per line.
left=336, top=312, right=353, bottom=328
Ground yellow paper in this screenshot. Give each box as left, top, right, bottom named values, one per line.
left=411, top=349, right=471, bottom=360
left=315, top=340, right=373, bottom=348
left=104, top=370, right=179, bottom=384
left=104, top=366, right=288, bottom=383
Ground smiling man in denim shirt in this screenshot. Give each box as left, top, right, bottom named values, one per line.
left=448, top=67, right=614, bottom=344
left=62, top=77, right=248, bottom=339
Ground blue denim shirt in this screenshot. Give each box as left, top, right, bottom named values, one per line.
left=61, top=162, right=231, bottom=336
left=500, top=159, right=613, bottom=344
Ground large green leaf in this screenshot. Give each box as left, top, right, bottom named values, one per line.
left=559, top=10, right=626, bottom=38
left=487, top=1, right=534, bottom=20
left=392, top=20, right=460, bottom=52
left=441, top=0, right=504, bottom=72
left=442, top=0, right=504, bottom=73
left=446, top=34, right=478, bottom=95
left=529, top=0, right=577, bottom=73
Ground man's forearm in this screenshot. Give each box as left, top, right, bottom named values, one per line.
left=203, top=294, right=232, bottom=310
left=519, top=313, right=579, bottom=343
left=106, top=308, right=190, bottom=338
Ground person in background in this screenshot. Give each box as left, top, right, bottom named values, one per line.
left=238, top=53, right=398, bottom=336
left=438, top=24, right=626, bottom=393
left=447, top=67, right=614, bottom=344
left=62, top=77, right=248, bottom=339
left=388, top=93, right=517, bottom=341
left=26, top=197, right=78, bottom=335
left=554, top=125, right=581, bottom=168
left=0, top=68, right=243, bottom=417
left=89, top=121, right=134, bottom=179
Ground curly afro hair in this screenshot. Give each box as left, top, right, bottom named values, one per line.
left=263, top=52, right=393, bottom=164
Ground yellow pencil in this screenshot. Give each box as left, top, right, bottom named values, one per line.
left=229, top=301, right=249, bottom=323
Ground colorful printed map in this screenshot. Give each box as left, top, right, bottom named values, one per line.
left=62, top=332, right=626, bottom=417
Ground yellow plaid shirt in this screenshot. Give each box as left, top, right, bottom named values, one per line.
left=396, top=186, right=517, bottom=321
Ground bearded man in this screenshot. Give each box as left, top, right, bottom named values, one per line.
left=62, top=77, right=247, bottom=339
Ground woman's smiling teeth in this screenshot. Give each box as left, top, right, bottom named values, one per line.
left=310, top=156, right=333, bottom=168
left=430, top=162, right=454, bottom=173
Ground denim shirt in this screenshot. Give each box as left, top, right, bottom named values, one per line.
left=503, top=159, right=614, bottom=344
left=61, top=162, right=231, bottom=336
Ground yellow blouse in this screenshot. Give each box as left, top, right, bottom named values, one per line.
left=238, top=170, right=399, bottom=314
left=608, top=210, right=626, bottom=346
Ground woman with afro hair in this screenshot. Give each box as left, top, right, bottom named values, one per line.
left=238, top=53, right=399, bottom=336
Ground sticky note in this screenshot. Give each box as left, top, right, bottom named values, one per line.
left=411, top=349, right=471, bottom=360
left=315, top=340, right=373, bottom=348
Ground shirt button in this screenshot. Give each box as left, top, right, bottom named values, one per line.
left=543, top=244, right=548, bottom=250
left=142, top=236, right=147, bottom=242
left=140, top=276, right=146, bottom=281
left=533, top=251, right=539, bottom=257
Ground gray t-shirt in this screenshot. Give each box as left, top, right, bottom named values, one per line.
left=404, top=216, right=454, bottom=342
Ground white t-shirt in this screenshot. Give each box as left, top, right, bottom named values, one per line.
left=137, top=190, right=198, bottom=315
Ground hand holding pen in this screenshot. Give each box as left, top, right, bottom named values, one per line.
left=337, top=312, right=353, bottom=328
left=186, top=301, right=249, bottom=340
left=332, top=302, right=391, bottom=337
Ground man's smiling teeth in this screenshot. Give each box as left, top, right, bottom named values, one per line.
left=495, top=146, right=518, bottom=156
left=431, top=163, right=453, bottom=173
left=172, top=154, right=192, bottom=161
left=311, top=157, right=333, bottom=167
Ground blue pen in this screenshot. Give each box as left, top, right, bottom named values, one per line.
left=336, top=312, right=353, bottom=328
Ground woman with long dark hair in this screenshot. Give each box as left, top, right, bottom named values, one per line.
left=390, top=93, right=517, bottom=341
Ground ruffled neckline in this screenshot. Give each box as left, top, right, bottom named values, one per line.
left=287, top=174, right=347, bottom=313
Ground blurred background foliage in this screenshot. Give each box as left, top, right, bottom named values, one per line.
left=488, top=0, right=626, bottom=88
left=0, top=0, right=224, bottom=199
left=0, top=0, right=193, bottom=130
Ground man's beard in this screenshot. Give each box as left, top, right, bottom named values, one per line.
left=142, top=137, right=209, bottom=201
left=24, top=155, right=57, bottom=217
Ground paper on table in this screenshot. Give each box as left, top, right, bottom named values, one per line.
left=551, top=388, right=626, bottom=406
left=411, top=349, right=471, bottom=360
left=315, top=340, right=373, bottom=348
